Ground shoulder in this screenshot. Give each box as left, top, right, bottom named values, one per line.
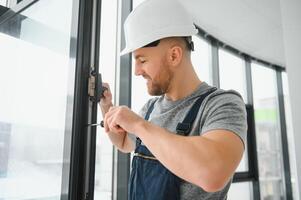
left=205, top=88, right=245, bottom=110
left=200, top=88, right=247, bottom=130
left=200, top=88, right=247, bottom=145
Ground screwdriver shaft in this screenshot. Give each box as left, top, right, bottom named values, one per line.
left=87, top=121, right=104, bottom=127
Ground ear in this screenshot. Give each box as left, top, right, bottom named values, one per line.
left=167, top=45, right=183, bottom=67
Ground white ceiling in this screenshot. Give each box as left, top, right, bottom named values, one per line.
left=181, top=0, right=285, bottom=67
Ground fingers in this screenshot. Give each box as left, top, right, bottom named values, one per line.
left=104, top=106, right=114, bottom=132
left=104, top=107, right=126, bottom=134
left=102, top=82, right=110, bottom=90
left=102, top=82, right=111, bottom=95
left=104, top=111, right=117, bottom=133
left=99, top=82, right=113, bottom=109
left=102, top=89, right=111, bottom=99
left=104, top=115, right=109, bottom=132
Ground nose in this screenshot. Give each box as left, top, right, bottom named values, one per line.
left=134, top=63, right=143, bottom=76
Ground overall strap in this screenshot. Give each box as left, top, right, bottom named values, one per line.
left=136, top=99, right=157, bottom=146
left=144, top=99, right=157, bottom=121
left=176, top=88, right=217, bottom=136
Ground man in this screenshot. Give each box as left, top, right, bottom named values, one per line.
left=100, top=0, right=247, bottom=199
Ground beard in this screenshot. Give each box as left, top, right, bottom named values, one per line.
left=145, top=59, right=173, bottom=96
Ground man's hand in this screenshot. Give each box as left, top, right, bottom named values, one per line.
left=104, top=106, right=144, bottom=135
left=99, top=82, right=113, bottom=116
left=98, top=83, right=134, bottom=152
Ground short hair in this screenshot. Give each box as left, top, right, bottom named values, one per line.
left=143, top=36, right=194, bottom=51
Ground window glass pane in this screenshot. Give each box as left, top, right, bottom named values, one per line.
left=133, top=0, right=145, bottom=7
left=131, top=66, right=152, bottom=114
left=0, top=0, right=7, bottom=7
left=0, top=0, right=75, bottom=199
left=282, top=72, right=300, bottom=200
left=219, top=49, right=247, bottom=102
left=94, top=0, right=118, bottom=199
left=251, top=63, right=286, bottom=200
left=192, top=36, right=212, bottom=84
left=227, top=182, right=253, bottom=200
left=219, top=49, right=248, bottom=172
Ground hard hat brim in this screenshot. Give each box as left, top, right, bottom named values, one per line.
left=120, top=46, right=136, bottom=56
left=120, top=27, right=198, bottom=56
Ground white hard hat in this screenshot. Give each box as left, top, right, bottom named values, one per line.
left=120, top=0, right=198, bottom=56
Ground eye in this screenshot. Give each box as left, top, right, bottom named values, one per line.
left=139, top=59, right=146, bottom=64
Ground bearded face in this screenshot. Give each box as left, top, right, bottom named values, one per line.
left=144, top=57, right=174, bottom=96
left=133, top=37, right=186, bottom=96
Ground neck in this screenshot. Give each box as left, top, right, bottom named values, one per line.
left=165, top=62, right=202, bottom=101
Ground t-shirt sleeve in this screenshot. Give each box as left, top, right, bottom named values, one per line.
left=201, top=91, right=247, bottom=147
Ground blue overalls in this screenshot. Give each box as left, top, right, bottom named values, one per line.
left=129, top=88, right=217, bottom=200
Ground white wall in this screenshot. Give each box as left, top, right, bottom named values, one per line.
left=280, top=0, right=301, bottom=199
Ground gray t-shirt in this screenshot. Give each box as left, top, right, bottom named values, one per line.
left=134, top=82, right=247, bottom=200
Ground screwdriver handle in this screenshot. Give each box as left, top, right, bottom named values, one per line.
left=100, top=120, right=104, bottom=127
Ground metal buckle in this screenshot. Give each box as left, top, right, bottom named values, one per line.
left=134, top=153, right=157, bottom=160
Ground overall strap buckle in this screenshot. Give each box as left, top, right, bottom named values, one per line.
left=134, top=152, right=158, bottom=160
left=176, top=123, right=191, bottom=134
left=176, top=88, right=217, bottom=135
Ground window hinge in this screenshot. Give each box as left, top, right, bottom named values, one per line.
left=88, top=70, right=107, bottom=102
left=84, top=192, right=89, bottom=200
left=88, top=70, right=96, bottom=100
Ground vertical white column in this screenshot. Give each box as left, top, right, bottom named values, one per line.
left=280, top=0, right=301, bottom=199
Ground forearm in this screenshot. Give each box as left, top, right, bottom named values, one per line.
left=100, top=102, right=113, bottom=117
left=101, top=103, right=125, bottom=150
left=107, top=131, right=125, bottom=149
left=135, top=121, right=232, bottom=191
left=105, top=131, right=134, bottom=153
left=122, top=135, right=135, bottom=153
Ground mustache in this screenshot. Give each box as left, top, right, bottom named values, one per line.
left=142, top=74, right=151, bottom=80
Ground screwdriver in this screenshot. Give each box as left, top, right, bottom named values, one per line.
left=87, top=86, right=112, bottom=128
left=88, top=120, right=123, bottom=130
left=88, top=120, right=104, bottom=127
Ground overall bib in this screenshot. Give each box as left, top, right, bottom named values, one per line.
left=129, top=88, right=217, bottom=200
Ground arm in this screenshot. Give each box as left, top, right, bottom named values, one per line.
left=135, top=93, right=246, bottom=191
left=104, top=105, right=244, bottom=191
left=104, top=93, right=246, bottom=192
left=99, top=83, right=135, bottom=153
left=135, top=121, right=244, bottom=192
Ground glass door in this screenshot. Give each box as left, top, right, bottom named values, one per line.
left=0, top=0, right=90, bottom=199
